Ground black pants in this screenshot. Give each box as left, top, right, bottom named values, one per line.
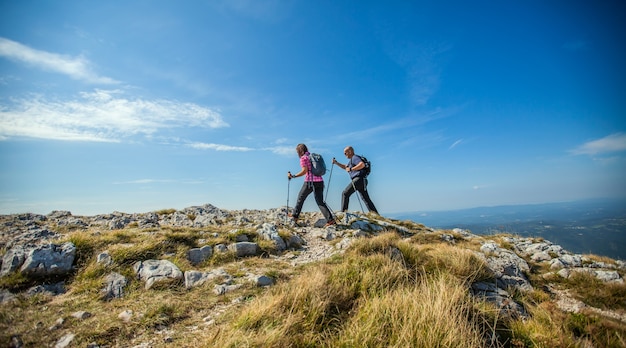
left=341, top=176, right=378, bottom=214
left=292, top=181, right=334, bottom=222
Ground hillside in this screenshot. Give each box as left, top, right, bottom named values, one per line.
left=392, top=199, right=626, bottom=261
left=1, top=204, right=625, bottom=347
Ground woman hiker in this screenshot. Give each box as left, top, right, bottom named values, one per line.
left=287, top=143, right=336, bottom=227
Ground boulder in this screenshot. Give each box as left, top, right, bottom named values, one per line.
left=184, top=269, right=232, bottom=289
left=102, top=272, right=128, bottom=300
left=187, top=245, right=213, bottom=265
left=133, top=260, right=183, bottom=290
left=0, top=247, right=26, bottom=276
left=1, top=243, right=76, bottom=278
left=228, top=242, right=260, bottom=257
left=471, top=281, right=528, bottom=319
left=257, top=223, right=286, bottom=251
left=20, top=243, right=76, bottom=277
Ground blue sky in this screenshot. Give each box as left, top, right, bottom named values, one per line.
left=1, top=0, right=625, bottom=216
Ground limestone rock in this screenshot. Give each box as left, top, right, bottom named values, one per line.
left=133, top=260, right=183, bottom=290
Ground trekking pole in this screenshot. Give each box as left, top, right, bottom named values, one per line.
left=351, top=177, right=365, bottom=213
left=342, top=159, right=364, bottom=213
left=286, top=172, right=292, bottom=224
left=325, top=159, right=334, bottom=202
left=325, top=160, right=339, bottom=222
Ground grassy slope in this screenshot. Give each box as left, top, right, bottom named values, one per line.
left=1, top=216, right=625, bottom=347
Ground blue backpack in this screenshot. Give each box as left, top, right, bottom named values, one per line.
left=308, top=153, right=327, bottom=176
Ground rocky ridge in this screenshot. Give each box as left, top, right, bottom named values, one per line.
left=1, top=203, right=625, bottom=347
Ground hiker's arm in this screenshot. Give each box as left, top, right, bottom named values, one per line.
left=351, top=161, right=365, bottom=171
left=332, top=158, right=347, bottom=170
left=289, top=166, right=308, bottom=179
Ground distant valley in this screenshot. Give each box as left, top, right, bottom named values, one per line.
left=390, top=198, right=626, bottom=261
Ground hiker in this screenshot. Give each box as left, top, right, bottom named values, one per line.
left=332, top=146, right=379, bottom=214
left=287, top=143, right=336, bottom=227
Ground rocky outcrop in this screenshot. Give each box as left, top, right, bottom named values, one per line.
left=1, top=242, right=76, bottom=277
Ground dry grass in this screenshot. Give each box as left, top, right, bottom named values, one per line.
left=202, top=241, right=487, bottom=347
left=2, top=221, right=625, bottom=347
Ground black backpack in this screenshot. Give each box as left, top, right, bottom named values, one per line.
left=358, top=155, right=371, bottom=177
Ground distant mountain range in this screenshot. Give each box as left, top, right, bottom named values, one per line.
left=389, top=198, right=626, bottom=261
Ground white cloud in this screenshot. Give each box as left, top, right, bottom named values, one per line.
left=570, top=133, right=626, bottom=155
left=186, top=142, right=294, bottom=155
left=188, top=142, right=253, bottom=151
left=0, top=89, right=229, bottom=142
left=114, top=179, right=174, bottom=184
left=449, top=138, right=463, bottom=150
left=266, top=145, right=293, bottom=156
left=0, top=37, right=118, bottom=84
left=113, top=178, right=203, bottom=185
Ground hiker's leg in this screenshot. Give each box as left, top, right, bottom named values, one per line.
left=341, top=181, right=355, bottom=211
left=292, top=183, right=313, bottom=218
left=313, top=182, right=334, bottom=222
left=356, top=177, right=379, bottom=214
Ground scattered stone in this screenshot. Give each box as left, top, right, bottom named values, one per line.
left=187, top=245, right=213, bottom=265
left=0, top=289, right=16, bottom=304
left=184, top=269, right=232, bottom=289
left=214, top=283, right=242, bottom=295
left=471, top=281, right=528, bottom=319
left=49, top=317, right=65, bottom=331
left=257, top=223, right=286, bottom=251
left=96, top=251, right=113, bottom=266
left=133, top=260, right=183, bottom=290
left=54, top=333, right=75, bottom=348
left=102, top=272, right=128, bottom=300
left=26, top=282, right=65, bottom=296
left=249, top=274, right=274, bottom=287
left=440, top=234, right=455, bottom=243
left=228, top=242, right=260, bottom=257
left=71, top=310, right=92, bottom=320
left=9, top=335, right=23, bottom=348
left=119, top=310, right=133, bottom=322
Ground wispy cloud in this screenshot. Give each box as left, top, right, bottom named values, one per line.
left=338, top=108, right=453, bottom=142
left=449, top=138, right=463, bottom=150
left=0, top=89, right=229, bottom=142
left=113, top=179, right=203, bottom=185
left=0, top=37, right=118, bottom=84
left=114, top=179, right=175, bottom=184
left=570, top=133, right=626, bottom=155
left=383, top=40, right=451, bottom=107
left=265, top=145, right=293, bottom=156
left=187, top=141, right=294, bottom=156
left=188, top=142, right=253, bottom=151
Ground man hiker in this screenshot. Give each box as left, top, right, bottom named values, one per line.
left=332, top=146, right=379, bottom=214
